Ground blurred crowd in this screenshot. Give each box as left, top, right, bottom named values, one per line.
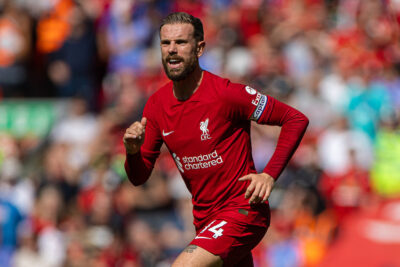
left=1, top=0, right=400, bottom=266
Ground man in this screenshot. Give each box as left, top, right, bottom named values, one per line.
left=124, top=12, right=309, bottom=267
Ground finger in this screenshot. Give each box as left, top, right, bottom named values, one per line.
left=128, top=120, right=145, bottom=129
left=136, top=123, right=145, bottom=134
left=256, top=185, right=267, bottom=204
left=238, top=175, right=251, bottom=182
left=125, top=131, right=139, bottom=139
left=141, top=117, right=147, bottom=127
left=126, top=126, right=145, bottom=136
left=128, top=122, right=144, bottom=132
left=249, top=184, right=262, bottom=204
left=128, top=121, right=140, bottom=129
left=126, top=130, right=143, bottom=139
left=262, top=186, right=273, bottom=202
left=124, top=133, right=141, bottom=140
left=244, top=181, right=255, bottom=199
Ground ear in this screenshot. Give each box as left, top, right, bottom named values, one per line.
left=196, top=41, right=206, bottom=57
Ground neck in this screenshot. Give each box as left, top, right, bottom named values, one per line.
left=173, top=67, right=203, bottom=101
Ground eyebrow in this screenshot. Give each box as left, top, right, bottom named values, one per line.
left=160, top=38, right=189, bottom=43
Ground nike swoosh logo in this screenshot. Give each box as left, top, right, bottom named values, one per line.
left=162, top=130, right=174, bottom=136
left=194, top=236, right=211, bottom=240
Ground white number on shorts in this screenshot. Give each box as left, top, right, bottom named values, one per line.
left=200, top=220, right=216, bottom=234
left=208, top=220, right=227, bottom=238
left=199, top=220, right=228, bottom=239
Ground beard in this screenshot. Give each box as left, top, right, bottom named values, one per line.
left=162, top=51, right=198, bottom=81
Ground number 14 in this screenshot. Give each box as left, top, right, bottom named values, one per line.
left=200, top=220, right=227, bottom=239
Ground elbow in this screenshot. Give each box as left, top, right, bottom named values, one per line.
left=302, top=114, right=310, bottom=129
left=292, top=112, right=309, bottom=135
left=124, top=166, right=146, bottom=186
left=293, top=109, right=309, bottom=128
left=131, top=180, right=145, bottom=187
left=299, top=114, right=309, bottom=135
left=125, top=166, right=151, bottom=186
left=124, top=164, right=152, bottom=187
left=127, top=175, right=146, bottom=186
left=289, top=110, right=309, bottom=130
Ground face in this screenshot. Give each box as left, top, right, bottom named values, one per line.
left=160, top=23, right=205, bottom=81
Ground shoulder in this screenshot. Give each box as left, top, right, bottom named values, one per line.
left=144, top=81, right=172, bottom=115
left=146, top=81, right=172, bottom=106
left=203, top=71, right=246, bottom=99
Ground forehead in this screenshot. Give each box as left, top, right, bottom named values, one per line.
left=160, top=23, right=195, bottom=40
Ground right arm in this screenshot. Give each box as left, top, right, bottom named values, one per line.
left=124, top=102, right=163, bottom=186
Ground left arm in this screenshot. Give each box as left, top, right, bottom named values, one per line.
left=259, top=96, right=309, bottom=179
left=220, top=81, right=309, bottom=204
left=239, top=96, right=309, bottom=203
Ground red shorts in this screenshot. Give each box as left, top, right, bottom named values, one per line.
left=190, top=206, right=270, bottom=266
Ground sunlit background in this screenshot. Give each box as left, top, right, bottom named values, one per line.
left=1, top=0, right=400, bottom=266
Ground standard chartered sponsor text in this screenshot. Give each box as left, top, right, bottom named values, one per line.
left=182, top=150, right=223, bottom=170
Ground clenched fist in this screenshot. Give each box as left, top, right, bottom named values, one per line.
left=123, top=117, right=147, bottom=154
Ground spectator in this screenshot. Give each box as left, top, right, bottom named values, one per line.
left=317, top=116, right=374, bottom=175
left=50, top=97, right=99, bottom=171
left=99, top=0, right=153, bottom=74
left=47, top=3, right=98, bottom=108
left=370, top=114, right=400, bottom=197
left=0, top=0, right=31, bottom=97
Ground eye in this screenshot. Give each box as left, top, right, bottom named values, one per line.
left=176, top=40, right=187, bottom=45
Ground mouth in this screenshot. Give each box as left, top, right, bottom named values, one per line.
left=167, top=57, right=183, bottom=69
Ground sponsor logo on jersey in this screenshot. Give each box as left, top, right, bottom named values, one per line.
left=181, top=150, right=223, bottom=170
left=251, top=92, right=262, bottom=106
left=250, top=94, right=268, bottom=121
left=200, top=118, right=211, bottom=141
left=245, top=85, right=257, bottom=95
left=173, top=153, right=184, bottom=173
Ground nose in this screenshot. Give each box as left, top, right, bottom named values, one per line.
left=168, top=42, right=177, bottom=54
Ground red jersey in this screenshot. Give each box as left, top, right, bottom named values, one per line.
left=125, top=71, right=308, bottom=228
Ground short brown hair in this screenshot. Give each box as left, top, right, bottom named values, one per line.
left=160, top=12, right=204, bottom=42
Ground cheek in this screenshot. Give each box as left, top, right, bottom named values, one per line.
left=180, top=45, right=195, bottom=55
left=181, top=47, right=197, bottom=60
left=161, top=47, right=169, bottom=57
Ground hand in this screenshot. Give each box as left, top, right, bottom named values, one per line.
left=238, top=173, right=275, bottom=204
left=123, top=117, right=147, bottom=154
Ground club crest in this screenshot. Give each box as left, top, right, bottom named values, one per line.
left=200, top=118, right=211, bottom=141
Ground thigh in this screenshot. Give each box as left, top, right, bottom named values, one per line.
left=172, top=244, right=223, bottom=267
left=190, top=213, right=267, bottom=267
